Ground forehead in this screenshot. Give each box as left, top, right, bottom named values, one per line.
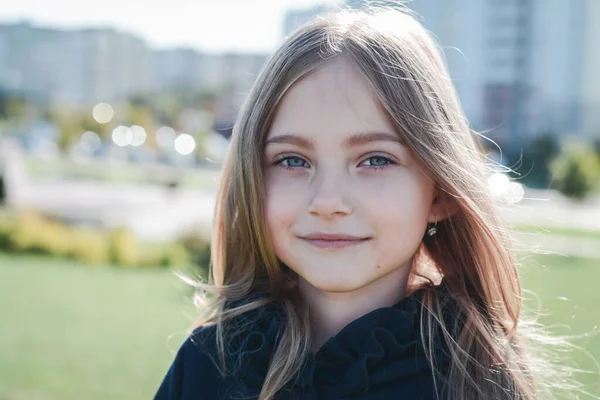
left=267, top=58, right=397, bottom=141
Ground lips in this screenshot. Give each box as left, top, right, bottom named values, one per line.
left=301, top=232, right=369, bottom=241
left=300, top=232, right=371, bottom=249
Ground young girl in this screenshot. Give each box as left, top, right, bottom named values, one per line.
left=155, top=5, right=566, bottom=400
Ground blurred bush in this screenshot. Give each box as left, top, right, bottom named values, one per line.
left=0, top=173, right=5, bottom=205
left=10, top=211, right=71, bottom=257
left=139, top=242, right=191, bottom=268
left=0, top=209, right=15, bottom=250
left=513, top=133, right=561, bottom=188
left=70, top=227, right=110, bottom=265
left=177, top=230, right=211, bottom=279
left=550, top=141, right=600, bottom=200
left=0, top=209, right=212, bottom=271
left=109, top=227, right=140, bottom=267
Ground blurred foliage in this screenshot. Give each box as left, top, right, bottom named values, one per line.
left=549, top=141, right=600, bottom=200
left=50, top=107, right=111, bottom=151
left=0, top=90, right=27, bottom=122
left=126, top=104, right=156, bottom=135
left=504, top=132, right=561, bottom=189
left=177, top=230, right=211, bottom=279
left=501, top=134, right=600, bottom=199
left=152, top=242, right=191, bottom=268
left=0, top=88, right=218, bottom=156
left=70, top=227, right=111, bottom=265
left=0, top=209, right=210, bottom=271
left=594, top=138, right=600, bottom=158
left=0, top=174, right=5, bottom=205
left=108, top=227, right=140, bottom=267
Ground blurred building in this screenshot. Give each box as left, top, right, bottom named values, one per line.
left=151, top=49, right=267, bottom=91
left=283, top=0, right=600, bottom=149
left=581, top=0, right=600, bottom=138
left=0, top=22, right=151, bottom=107
left=527, top=0, right=588, bottom=140
left=0, top=21, right=268, bottom=119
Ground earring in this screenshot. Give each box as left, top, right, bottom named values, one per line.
left=427, top=214, right=438, bottom=236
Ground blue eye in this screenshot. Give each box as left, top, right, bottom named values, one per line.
left=361, top=155, right=397, bottom=170
left=274, top=154, right=309, bottom=170
left=272, top=154, right=398, bottom=171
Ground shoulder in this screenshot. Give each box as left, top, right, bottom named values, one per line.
left=153, top=324, right=223, bottom=400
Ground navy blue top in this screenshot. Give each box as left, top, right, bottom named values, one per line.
left=154, top=282, right=458, bottom=399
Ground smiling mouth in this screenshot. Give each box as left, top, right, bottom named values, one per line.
left=301, top=238, right=370, bottom=249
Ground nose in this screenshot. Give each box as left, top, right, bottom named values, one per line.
left=307, top=166, right=353, bottom=219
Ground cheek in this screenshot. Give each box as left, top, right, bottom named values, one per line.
left=265, top=181, right=301, bottom=236
left=369, top=178, right=431, bottom=240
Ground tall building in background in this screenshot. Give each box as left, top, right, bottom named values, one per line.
left=581, top=0, right=600, bottom=138
left=481, top=0, right=535, bottom=149
left=527, top=0, right=588, bottom=140
left=405, top=0, right=487, bottom=142
left=283, top=0, right=599, bottom=148
left=0, top=21, right=268, bottom=120
left=0, top=22, right=152, bottom=107
left=151, top=48, right=205, bottom=91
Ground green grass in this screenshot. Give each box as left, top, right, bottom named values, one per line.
left=0, top=254, right=199, bottom=400
left=1, top=252, right=599, bottom=399
left=515, top=224, right=600, bottom=240
left=23, top=156, right=222, bottom=192
left=518, top=253, right=600, bottom=398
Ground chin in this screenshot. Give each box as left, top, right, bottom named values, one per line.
left=301, top=269, right=374, bottom=293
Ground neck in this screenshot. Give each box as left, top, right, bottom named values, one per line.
left=299, top=264, right=412, bottom=353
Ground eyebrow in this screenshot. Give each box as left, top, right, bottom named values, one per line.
left=264, top=132, right=404, bottom=150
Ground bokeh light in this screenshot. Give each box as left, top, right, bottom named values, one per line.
left=156, top=126, right=176, bottom=148
left=79, top=131, right=101, bottom=153
left=92, top=102, right=114, bottom=124
left=174, top=133, right=196, bottom=155
left=488, top=172, right=510, bottom=198
left=112, top=125, right=133, bottom=147
left=488, top=172, right=525, bottom=204
left=204, top=132, right=229, bottom=162
left=505, top=182, right=525, bottom=204
left=130, top=125, right=147, bottom=147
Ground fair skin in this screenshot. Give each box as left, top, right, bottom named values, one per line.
left=264, top=58, right=454, bottom=353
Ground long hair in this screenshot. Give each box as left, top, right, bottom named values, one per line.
left=187, top=5, right=576, bottom=400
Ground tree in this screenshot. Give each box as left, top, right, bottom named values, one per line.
left=0, top=90, right=27, bottom=122
left=558, top=159, right=592, bottom=199
left=550, top=141, right=600, bottom=200
left=593, top=138, right=600, bottom=159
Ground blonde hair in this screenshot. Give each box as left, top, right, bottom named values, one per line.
left=186, top=4, right=578, bottom=400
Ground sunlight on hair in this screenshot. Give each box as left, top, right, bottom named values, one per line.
left=488, top=172, right=525, bottom=204
left=505, top=181, right=525, bottom=204
left=488, top=172, right=510, bottom=197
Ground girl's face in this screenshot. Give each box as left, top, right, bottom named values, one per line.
left=264, top=58, right=437, bottom=294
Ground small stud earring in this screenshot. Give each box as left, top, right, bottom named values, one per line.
left=427, top=214, right=438, bottom=236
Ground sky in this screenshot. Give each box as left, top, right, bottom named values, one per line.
left=0, top=0, right=338, bottom=53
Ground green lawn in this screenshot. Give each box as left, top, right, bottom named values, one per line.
left=515, top=224, right=600, bottom=240
left=1, top=253, right=599, bottom=399
left=0, top=254, right=198, bottom=400
left=518, top=254, right=600, bottom=398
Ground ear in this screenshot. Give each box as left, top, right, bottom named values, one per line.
left=427, top=187, right=459, bottom=223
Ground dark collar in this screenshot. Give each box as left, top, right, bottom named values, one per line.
left=225, top=281, right=456, bottom=397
